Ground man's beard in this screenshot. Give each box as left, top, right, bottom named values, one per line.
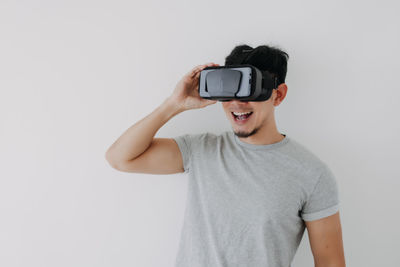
left=233, top=126, right=261, bottom=138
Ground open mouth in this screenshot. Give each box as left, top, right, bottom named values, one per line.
left=231, top=111, right=253, bottom=123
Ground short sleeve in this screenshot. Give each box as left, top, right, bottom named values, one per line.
left=173, top=134, right=192, bottom=174
left=301, top=165, right=340, bottom=221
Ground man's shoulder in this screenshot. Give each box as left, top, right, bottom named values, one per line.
left=180, top=131, right=228, bottom=140
left=173, top=131, right=223, bottom=148
left=280, top=137, right=330, bottom=174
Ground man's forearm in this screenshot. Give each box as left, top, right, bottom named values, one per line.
left=105, top=97, right=183, bottom=166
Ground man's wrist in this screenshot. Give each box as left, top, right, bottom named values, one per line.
left=160, top=97, right=184, bottom=119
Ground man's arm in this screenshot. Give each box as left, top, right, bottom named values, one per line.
left=105, top=62, right=219, bottom=174
left=105, top=98, right=184, bottom=173
left=305, top=211, right=346, bottom=267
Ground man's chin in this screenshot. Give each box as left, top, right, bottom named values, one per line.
left=233, top=128, right=259, bottom=138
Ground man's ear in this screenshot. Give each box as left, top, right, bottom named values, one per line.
left=273, top=83, right=288, bottom=106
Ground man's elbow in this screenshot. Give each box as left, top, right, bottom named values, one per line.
left=105, top=151, right=121, bottom=170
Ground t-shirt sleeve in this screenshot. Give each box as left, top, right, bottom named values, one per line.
left=172, top=134, right=192, bottom=174
left=301, top=164, right=340, bottom=221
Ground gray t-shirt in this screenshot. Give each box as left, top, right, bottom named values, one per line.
left=172, top=131, right=340, bottom=267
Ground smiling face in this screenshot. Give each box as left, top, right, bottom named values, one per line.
left=221, top=84, right=287, bottom=139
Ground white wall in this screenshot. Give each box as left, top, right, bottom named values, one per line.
left=1, top=0, right=399, bottom=266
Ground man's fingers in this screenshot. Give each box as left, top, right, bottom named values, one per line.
left=188, top=62, right=217, bottom=78
left=190, top=64, right=208, bottom=78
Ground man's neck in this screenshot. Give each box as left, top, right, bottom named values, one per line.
left=237, top=120, right=285, bottom=145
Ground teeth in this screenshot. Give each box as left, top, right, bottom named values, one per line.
left=232, top=111, right=252, bottom=116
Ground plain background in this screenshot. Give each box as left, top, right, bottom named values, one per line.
left=1, top=0, right=399, bottom=266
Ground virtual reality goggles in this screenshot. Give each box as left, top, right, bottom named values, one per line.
left=198, top=64, right=279, bottom=102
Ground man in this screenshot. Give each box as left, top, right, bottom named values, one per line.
left=105, top=44, right=346, bottom=267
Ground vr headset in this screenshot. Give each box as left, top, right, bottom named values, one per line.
left=198, top=64, right=279, bottom=102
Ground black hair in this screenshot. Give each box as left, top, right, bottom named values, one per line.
left=224, top=43, right=289, bottom=86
